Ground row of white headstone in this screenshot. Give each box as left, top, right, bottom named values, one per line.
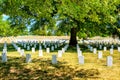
left=23, top=39, right=66, bottom=51
left=51, top=44, right=69, bottom=64
left=10, top=41, right=69, bottom=64
left=88, top=44, right=120, bottom=53
left=1, top=53, right=31, bottom=63
left=77, top=44, right=113, bottom=66
left=83, top=39, right=120, bottom=45
left=1, top=52, right=63, bottom=64
left=1, top=41, right=113, bottom=66
left=16, top=39, right=67, bottom=51
left=17, top=39, right=66, bottom=48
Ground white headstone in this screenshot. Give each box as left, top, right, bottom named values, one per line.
left=48, top=44, right=50, bottom=47
left=44, top=44, right=46, bottom=48
left=62, top=48, right=65, bottom=53
left=90, top=47, right=93, bottom=51
left=34, top=44, right=37, bottom=48
left=58, top=43, right=60, bottom=47
left=111, top=45, right=114, bottom=49
left=99, top=45, right=102, bottom=49
left=17, top=47, right=21, bottom=53
left=110, top=48, right=113, bottom=54
left=77, top=50, right=82, bottom=57
left=76, top=44, right=79, bottom=49
left=3, top=48, right=7, bottom=54
left=104, top=47, right=107, bottom=51
left=3, top=42, right=7, bottom=50
left=27, top=46, right=30, bottom=50
left=39, top=50, right=43, bottom=57
left=87, top=45, right=90, bottom=49
left=39, top=45, right=42, bottom=50
left=26, top=54, right=32, bottom=63
left=93, top=48, right=97, bottom=54
left=21, top=42, right=24, bottom=46
left=98, top=51, right=102, bottom=59
left=78, top=56, right=84, bottom=64
left=20, top=49, right=25, bottom=56
left=58, top=50, right=62, bottom=57
left=52, top=55, right=57, bottom=64
left=118, top=47, right=120, bottom=52
left=107, top=56, right=113, bottom=66
left=32, top=47, right=35, bottom=53
left=64, top=44, right=69, bottom=51
left=51, top=46, right=54, bottom=51
left=24, top=44, right=26, bottom=48
left=55, top=45, right=57, bottom=49
left=2, top=53, right=7, bottom=62
left=30, top=43, right=33, bottom=47
left=46, top=48, right=50, bottom=53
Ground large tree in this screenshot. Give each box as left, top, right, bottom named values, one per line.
left=0, top=0, right=120, bottom=46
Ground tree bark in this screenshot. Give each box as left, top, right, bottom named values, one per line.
left=69, top=27, right=77, bottom=46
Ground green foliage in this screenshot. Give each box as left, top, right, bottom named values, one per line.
left=0, top=0, right=120, bottom=37
left=0, top=15, right=11, bottom=36
left=0, top=15, right=28, bottom=36
left=56, top=30, right=65, bottom=36
left=32, top=29, right=47, bottom=36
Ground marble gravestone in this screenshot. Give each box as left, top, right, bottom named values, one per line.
left=58, top=50, right=62, bottom=58
left=17, top=47, right=21, bottom=53
left=77, top=50, right=82, bottom=57
left=3, top=48, right=7, bottom=54
left=62, top=48, right=65, bottom=53
left=39, top=50, right=43, bottom=57
left=78, top=56, right=84, bottom=64
left=118, top=47, right=120, bottom=52
left=51, top=46, right=54, bottom=51
left=99, top=45, right=102, bottom=49
left=39, top=45, right=42, bottom=50
left=46, top=48, right=50, bottom=53
left=20, top=49, right=25, bottom=56
left=93, top=48, right=97, bottom=54
left=55, top=44, right=57, bottom=49
left=32, top=47, right=35, bottom=53
left=110, top=48, right=113, bottom=54
left=104, top=47, right=107, bottom=51
left=107, top=56, right=113, bottom=66
left=27, top=46, right=30, bottom=50
left=26, top=54, right=32, bottom=63
left=98, top=51, right=102, bottom=59
left=2, top=53, right=7, bottom=62
left=52, top=55, right=57, bottom=64
left=24, top=44, right=26, bottom=48
left=90, top=47, right=93, bottom=52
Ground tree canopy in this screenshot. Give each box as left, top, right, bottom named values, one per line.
left=0, top=0, right=120, bottom=45
left=0, top=14, right=28, bottom=36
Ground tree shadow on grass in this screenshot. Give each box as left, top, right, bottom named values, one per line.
left=0, top=56, right=100, bottom=80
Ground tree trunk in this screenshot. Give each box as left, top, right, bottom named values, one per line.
left=69, top=27, right=77, bottom=46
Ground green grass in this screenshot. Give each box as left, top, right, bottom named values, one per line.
left=0, top=43, right=120, bottom=80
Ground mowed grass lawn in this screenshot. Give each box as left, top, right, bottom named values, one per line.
left=0, top=43, right=120, bottom=80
